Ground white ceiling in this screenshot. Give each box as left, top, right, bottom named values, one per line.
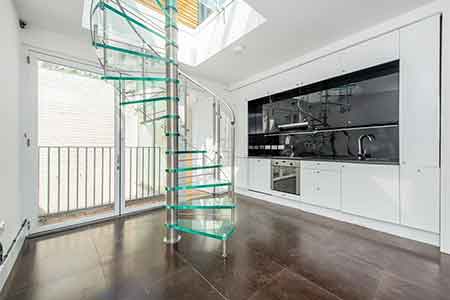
left=14, top=0, right=434, bottom=85
left=14, top=0, right=87, bottom=38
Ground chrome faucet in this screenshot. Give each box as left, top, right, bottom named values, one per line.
left=358, top=134, right=376, bottom=160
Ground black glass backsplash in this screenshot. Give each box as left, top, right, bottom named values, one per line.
left=248, top=61, right=400, bottom=161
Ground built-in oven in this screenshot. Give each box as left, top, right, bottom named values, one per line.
left=271, top=159, right=301, bottom=195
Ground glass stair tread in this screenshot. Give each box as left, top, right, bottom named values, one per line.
left=178, top=173, right=216, bottom=182
left=94, top=42, right=175, bottom=64
left=166, top=150, right=207, bottom=154
left=166, top=180, right=231, bottom=192
left=120, top=96, right=179, bottom=106
left=102, top=76, right=179, bottom=83
left=167, top=219, right=236, bottom=240
left=167, top=164, right=222, bottom=173
left=167, top=197, right=235, bottom=210
left=179, top=157, right=204, bottom=162
left=98, top=1, right=177, bottom=45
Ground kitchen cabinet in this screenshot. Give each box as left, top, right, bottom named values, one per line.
left=399, top=15, right=440, bottom=168
left=236, top=157, right=248, bottom=189
left=301, top=168, right=341, bottom=210
left=341, top=163, right=399, bottom=224
left=341, top=31, right=399, bottom=75
left=398, top=16, right=441, bottom=233
left=400, top=166, right=440, bottom=233
left=248, top=158, right=271, bottom=193
left=308, top=53, right=343, bottom=84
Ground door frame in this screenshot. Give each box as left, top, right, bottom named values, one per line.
left=22, top=47, right=122, bottom=234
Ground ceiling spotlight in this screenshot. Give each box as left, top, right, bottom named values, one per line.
left=233, top=45, right=246, bottom=55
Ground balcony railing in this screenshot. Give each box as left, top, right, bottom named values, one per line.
left=38, top=146, right=163, bottom=218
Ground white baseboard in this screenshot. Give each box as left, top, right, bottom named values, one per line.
left=0, top=229, right=27, bottom=295
left=237, top=188, right=440, bottom=247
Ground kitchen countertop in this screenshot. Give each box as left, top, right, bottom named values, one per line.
left=248, top=156, right=399, bottom=166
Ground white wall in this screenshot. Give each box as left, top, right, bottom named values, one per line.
left=21, top=27, right=97, bottom=64
left=0, top=0, right=24, bottom=291
left=228, top=0, right=450, bottom=253
left=440, top=0, right=450, bottom=254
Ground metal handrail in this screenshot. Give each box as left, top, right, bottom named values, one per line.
left=178, top=70, right=236, bottom=125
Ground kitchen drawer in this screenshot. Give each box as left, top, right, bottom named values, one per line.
left=301, top=160, right=341, bottom=171
left=301, top=169, right=341, bottom=210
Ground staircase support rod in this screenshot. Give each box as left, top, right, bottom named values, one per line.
left=164, top=0, right=181, bottom=245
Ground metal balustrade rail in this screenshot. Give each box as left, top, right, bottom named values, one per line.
left=124, top=146, right=163, bottom=202
left=38, top=145, right=163, bottom=218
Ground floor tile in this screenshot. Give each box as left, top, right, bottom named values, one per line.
left=176, top=235, right=284, bottom=300
left=100, top=244, right=187, bottom=288
left=286, top=238, right=382, bottom=300
left=5, top=266, right=105, bottom=300
left=145, top=267, right=225, bottom=300
left=374, top=271, right=449, bottom=300
left=9, top=238, right=100, bottom=291
left=248, top=269, right=341, bottom=300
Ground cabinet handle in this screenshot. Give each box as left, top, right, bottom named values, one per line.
left=417, top=169, right=422, bottom=173
left=316, top=187, right=321, bottom=191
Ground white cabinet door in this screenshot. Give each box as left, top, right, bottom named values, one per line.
left=248, top=158, right=271, bottom=193
left=400, top=16, right=440, bottom=167
left=341, top=164, right=400, bottom=223
left=308, top=53, right=343, bottom=84
left=301, top=168, right=341, bottom=210
left=314, top=169, right=341, bottom=210
left=301, top=168, right=317, bottom=204
left=400, top=166, right=440, bottom=233
left=236, top=157, right=248, bottom=189
left=341, top=31, right=399, bottom=74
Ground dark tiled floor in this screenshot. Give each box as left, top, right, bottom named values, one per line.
left=2, top=195, right=450, bottom=300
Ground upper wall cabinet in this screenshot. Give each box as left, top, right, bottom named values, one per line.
left=341, top=31, right=400, bottom=75
left=399, top=16, right=440, bottom=168
left=247, top=26, right=400, bottom=101
left=306, top=53, right=343, bottom=86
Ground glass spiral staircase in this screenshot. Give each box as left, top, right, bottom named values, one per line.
left=90, top=0, right=236, bottom=257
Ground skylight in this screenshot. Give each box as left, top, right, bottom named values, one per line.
left=136, top=0, right=234, bottom=29
left=198, top=0, right=231, bottom=24
left=81, top=0, right=266, bottom=66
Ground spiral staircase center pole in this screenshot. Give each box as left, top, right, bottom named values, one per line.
left=164, top=0, right=181, bottom=244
